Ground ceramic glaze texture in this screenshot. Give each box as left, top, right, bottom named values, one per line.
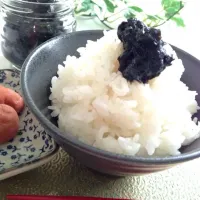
left=0, top=69, right=57, bottom=173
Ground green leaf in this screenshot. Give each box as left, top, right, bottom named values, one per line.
left=146, top=15, right=160, bottom=22
left=165, top=7, right=176, bottom=14
left=162, top=0, right=171, bottom=7
left=165, top=7, right=177, bottom=18
left=124, top=10, right=136, bottom=19
left=104, top=0, right=116, bottom=13
left=129, top=6, right=143, bottom=13
left=171, top=16, right=185, bottom=27
left=162, top=0, right=184, bottom=10
left=162, top=1, right=184, bottom=18
left=155, top=15, right=164, bottom=20
left=124, top=5, right=143, bottom=19
left=74, top=0, right=93, bottom=14
left=162, top=0, right=177, bottom=8
left=172, top=1, right=184, bottom=9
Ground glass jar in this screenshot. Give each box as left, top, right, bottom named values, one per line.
left=0, top=0, right=76, bottom=69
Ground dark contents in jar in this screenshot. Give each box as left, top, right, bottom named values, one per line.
left=1, top=0, right=74, bottom=67
left=117, top=19, right=174, bottom=83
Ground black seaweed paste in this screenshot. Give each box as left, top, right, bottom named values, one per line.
left=117, top=19, right=174, bottom=83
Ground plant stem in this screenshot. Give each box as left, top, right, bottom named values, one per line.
left=107, top=16, right=124, bottom=23
left=104, top=8, right=127, bottom=20
left=94, top=14, right=113, bottom=29
left=77, top=14, right=96, bottom=17
left=100, top=20, right=114, bottom=29
left=153, top=3, right=184, bottom=27
left=74, top=0, right=185, bottom=29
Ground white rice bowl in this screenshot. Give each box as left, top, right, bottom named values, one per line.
left=49, top=30, right=200, bottom=157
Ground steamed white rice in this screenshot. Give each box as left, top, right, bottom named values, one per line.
left=49, top=30, right=200, bottom=157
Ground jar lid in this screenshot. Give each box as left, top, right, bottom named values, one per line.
left=1, top=0, right=74, bottom=18
left=1, top=0, right=73, bottom=4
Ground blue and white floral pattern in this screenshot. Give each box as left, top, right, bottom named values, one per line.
left=0, top=69, right=57, bottom=173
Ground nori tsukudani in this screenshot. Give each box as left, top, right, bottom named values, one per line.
left=117, top=19, right=174, bottom=83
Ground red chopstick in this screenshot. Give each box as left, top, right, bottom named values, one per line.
left=7, top=196, right=132, bottom=200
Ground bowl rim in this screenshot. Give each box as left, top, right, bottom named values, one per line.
left=21, top=29, right=200, bottom=165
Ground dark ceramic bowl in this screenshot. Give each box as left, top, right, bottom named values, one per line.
left=21, top=30, right=200, bottom=176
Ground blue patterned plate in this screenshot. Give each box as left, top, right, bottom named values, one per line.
left=0, top=69, right=58, bottom=177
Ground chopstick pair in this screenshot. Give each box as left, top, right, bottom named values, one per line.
left=7, top=196, right=131, bottom=200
